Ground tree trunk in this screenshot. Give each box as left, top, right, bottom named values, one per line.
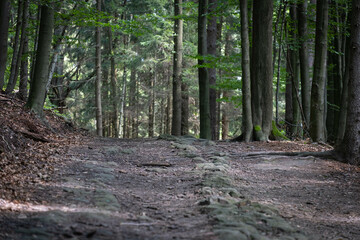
left=251, top=0, right=273, bottom=141
left=310, top=0, right=329, bottom=142
left=25, top=4, right=54, bottom=117
left=129, top=68, right=136, bottom=138
left=0, top=0, right=10, bottom=90
left=95, top=0, right=103, bottom=136
left=336, top=27, right=350, bottom=145
left=5, top=0, right=23, bottom=93
left=108, top=27, right=119, bottom=137
left=148, top=72, right=155, bottom=138
left=239, top=0, right=252, bottom=142
left=337, top=0, right=360, bottom=165
left=181, top=82, right=189, bottom=135
left=298, top=0, right=311, bottom=127
left=207, top=0, right=217, bottom=140
left=289, top=5, right=300, bottom=137
left=171, top=0, right=183, bottom=136
left=221, top=91, right=229, bottom=140
left=198, top=0, right=211, bottom=139
left=18, top=0, right=29, bottom=101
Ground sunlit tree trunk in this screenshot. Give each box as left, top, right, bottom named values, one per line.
left=171, top=0, right=183, bottom=136
left=181, top=82, right=189, bottom=135
left=310, top=0, right=329, bottom=142
left=0, top=0, right=10, bottom=90
left=25, top=4, right=54, bottom=117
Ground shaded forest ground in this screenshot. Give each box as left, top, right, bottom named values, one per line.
left=0, top=93, right=360, bottom=239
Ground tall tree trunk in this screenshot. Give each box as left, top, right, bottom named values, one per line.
left=240, top=0, right=252, bottom=142
left=181, top=82, right=189, bottom=135
left=251, top=0, right=273, bottom=141
left=148, top=72, right=155, bottom=138
left=18, top=0, right=29, bottom=101
left=30, top=6, right=41, bottom=87
left=166, top=65, right=172, bottom=135
left=130, top=68, right=136, bottom=138
left=298, top=0, right=311, bottom=128
left=120, top=66, right=127, bottom=137
left=25, top=4, right=54, bottom=117
left=171, top=0, right=183, bottom=136
left=207, top=0, right=217, bottom=140
left=108, top=27, right=119, bottom=137
left=310, top=0, right=329, bottom=142
left=337, top=0, right=360, bottom=165
left=289, top=5, right=300, bottom=137
left=6, top=0, right=23, bottom=93
left=336, top=27, right=350, bottom=145
left=221, top=91, right=229, bottom=140
left=198, top=0, right=211, bottom=139
left=0, top=0, right=10, bottom=90
left=95, top=0, right=103, bottom=136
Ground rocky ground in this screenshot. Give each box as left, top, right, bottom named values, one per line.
left=1, top=94, right=360, bottom=239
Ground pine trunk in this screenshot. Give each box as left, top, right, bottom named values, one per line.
left=18, top=0, right=29, bottom=101
left=171, top=0, right=183, bottom=136
left=181, top=82, right=189, bottom=135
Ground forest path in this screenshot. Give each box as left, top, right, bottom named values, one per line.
left=1, top=136, right=360, bottom=239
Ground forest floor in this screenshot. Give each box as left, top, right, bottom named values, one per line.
left=1, top=93, right=360, bottom=240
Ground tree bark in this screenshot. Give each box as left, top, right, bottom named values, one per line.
left=240, top=0, right=252, bottom=142
left=108, top=27, right=119, bottom=137
left=337, top=0, right=360, bottom=165
left=310, top=0, right=329, bottom=142
left=181, top=82, right=189, bottom=135
left=18, top=0, right=29, bottom=101
left=251, top=0, right=273, bottom=141
left=6, top=0, right=23, bottom=93
left=198, top=0, right=211, bottom=139
left=25, top=4, right=54, bottom=117
left=289, top=5, right=300, bottom=137
left=207, top=0, right=218, bottom=140
left=0, top=0, right=10, bottom=90
left=95, top=0, right=103, bottom=136
left=171, top=0, right=183, bottom=136
left=298, top=0, right=311, bottom=128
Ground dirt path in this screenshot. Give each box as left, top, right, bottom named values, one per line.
left=1, top=137, right=360, bottom=239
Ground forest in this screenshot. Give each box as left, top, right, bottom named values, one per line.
left=1, top=0, right=360, bottom=239
left=1, top=0, right=360, bottom=164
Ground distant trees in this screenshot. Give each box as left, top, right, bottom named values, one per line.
left=1, top=0, right=360, bottom=166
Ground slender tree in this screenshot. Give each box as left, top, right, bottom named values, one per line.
left=172, top=0, right=183, bottom=136
left=198, top=0, right=211, bottom=139
left=207, top=0, right=218, bottom=140
left=310, top=0, right=329, bottom=142
left=0, top=0, right=10, bottom=90
left=18, top=0, right=29, bottom=101
left=5, top=0, right=23, bottom=93
left=95, top=0, right=103, bottom=136
left=337, top=0, right=360, bottom=165
left=251, top=0, right=273, bottom=141
left=25, top=4, right=54, bottom=116
left=239, top=0, right=252, bottom=142
left=298, top=0, right=311, bottom=127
